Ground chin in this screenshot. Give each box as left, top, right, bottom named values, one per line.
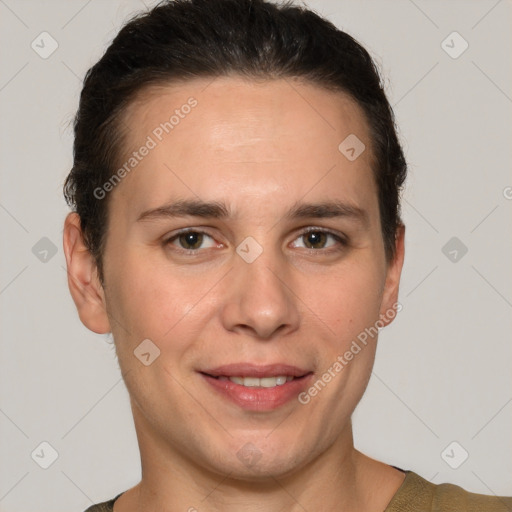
left=220, top=455, right=304, bottom=482
left=203, top=434, right=313, bottom=482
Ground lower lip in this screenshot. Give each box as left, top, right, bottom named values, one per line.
left=200, top=373, right=313, bottom=411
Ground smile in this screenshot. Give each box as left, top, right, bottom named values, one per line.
left=216, top=375, right=295, bottom=387
left=199, top=364, right=313, bottom=411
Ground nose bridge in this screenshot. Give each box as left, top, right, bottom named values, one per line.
left=238, top=249, right=285, bottom=300
left=221, top=238, right=299, bottom=339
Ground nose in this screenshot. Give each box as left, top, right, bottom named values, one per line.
left=220, top=250, right=300, bottom=340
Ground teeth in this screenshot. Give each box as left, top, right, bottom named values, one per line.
left=226, top=375, right=293, bottom=387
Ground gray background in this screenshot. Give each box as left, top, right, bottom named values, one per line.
left=0, top=0, right=511, bottom=510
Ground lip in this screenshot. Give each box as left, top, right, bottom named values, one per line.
left=202, top=363, right=311, bottom=378
left=199, top=363, right=314, bottom=411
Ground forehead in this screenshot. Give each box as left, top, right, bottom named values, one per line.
left=113, top=76, right=376, bottom=219
left=123, top=76, right=371, bottom=155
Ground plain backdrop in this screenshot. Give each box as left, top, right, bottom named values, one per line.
left=0, top=0, right=511, bottom=510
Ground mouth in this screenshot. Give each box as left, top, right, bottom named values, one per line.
left=213, top=375, right=296, bottom=388
left=198, top=363, right=313, bottom=411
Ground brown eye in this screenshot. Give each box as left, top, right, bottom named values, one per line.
left=290, top=229, right=346, bottom=252
left=166, top=230, right=217, bottom=252
left=303, top=231, right=328, bottom=249
left=178, top=232, right=204, bottom=250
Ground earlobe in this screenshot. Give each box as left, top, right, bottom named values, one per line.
left=63, top=212, right=111, bottom=334
left=379, top=224, right=405, bottom=326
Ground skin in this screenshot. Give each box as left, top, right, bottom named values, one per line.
left=64, top=76, right=406, bottom=512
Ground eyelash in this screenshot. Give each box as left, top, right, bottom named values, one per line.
left=163, top=227, right=348, bottom=255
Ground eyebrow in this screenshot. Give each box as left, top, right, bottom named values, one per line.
left=137, top=198, right=368, bottom=226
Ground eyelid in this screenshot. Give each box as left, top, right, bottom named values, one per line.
left=298, top=226, right=347, bottom=240
left=290, top=226, right=348, bottom=250
left=163, top=226, right=348, bottom=253
left=164, top=227, right=219, bottom=250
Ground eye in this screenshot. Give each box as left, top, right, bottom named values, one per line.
left=166, top=230, right=217, bottom=251
left=291, top=229, right=346, bottom=251
left=164, top=228, right=345, bottom=254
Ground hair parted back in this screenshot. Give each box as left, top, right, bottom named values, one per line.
left=63, top=0, right=407, bottom=282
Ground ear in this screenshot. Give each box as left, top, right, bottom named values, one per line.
left=379, top=224, right=405, bottom=327
left=63, top=212, right=111, bottom=334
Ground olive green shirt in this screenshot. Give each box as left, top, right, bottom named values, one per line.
left=84, top=470, right=512, bottom=511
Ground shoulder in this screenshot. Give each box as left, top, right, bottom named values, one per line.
left=386, top=471, right=512, bottom=512
left=83, top=493, right=122, bottom=512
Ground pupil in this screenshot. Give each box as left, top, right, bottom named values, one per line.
left=306, top=232, right=326, bottom=249
left=181, top=232, right=202, bottom=249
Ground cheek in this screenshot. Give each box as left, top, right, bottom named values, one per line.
left=105, top=252, right=198, bottom=344
left=303, top=260, right=385, bottom=346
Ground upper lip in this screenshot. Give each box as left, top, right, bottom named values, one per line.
left=201, top=363, right=311, bottom=378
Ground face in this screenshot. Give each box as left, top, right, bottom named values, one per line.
left=65, top=76, right=404, bottom=480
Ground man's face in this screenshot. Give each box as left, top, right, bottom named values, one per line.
left=78, top=77, right=403, bottom=478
